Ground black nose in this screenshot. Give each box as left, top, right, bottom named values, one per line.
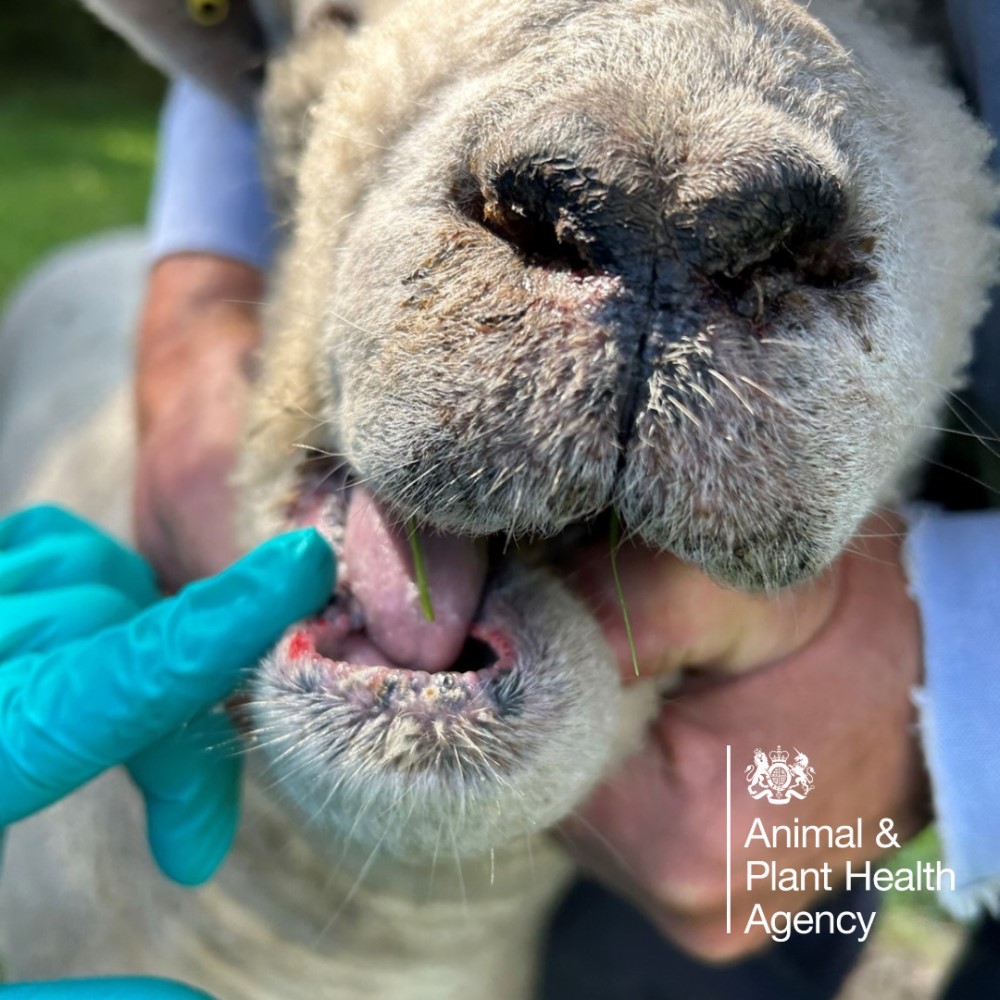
left=468, top=151, right=847, bottom=279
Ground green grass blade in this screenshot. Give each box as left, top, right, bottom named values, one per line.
left=609, top=510, right=640, bottom=676
left=406, top=517, right=436, bottom=622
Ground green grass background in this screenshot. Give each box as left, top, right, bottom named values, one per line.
left=0, top=1, right=163, bottom=303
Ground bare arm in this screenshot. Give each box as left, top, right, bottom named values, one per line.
left=134, top=254, right=262, bottom=590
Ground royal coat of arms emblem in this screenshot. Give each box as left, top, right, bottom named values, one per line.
left=745, top=746, right=815, bottom=804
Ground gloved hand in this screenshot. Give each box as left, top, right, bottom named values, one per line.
left=0, top=506, right=333, bottom=997
left=1, top=977, right=216, bottom=998
left=0, top=505, right=334, bottom=885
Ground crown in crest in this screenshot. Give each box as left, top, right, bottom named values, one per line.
left=769, top=746, right=789, bottom=764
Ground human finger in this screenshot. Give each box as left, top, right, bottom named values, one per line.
left=0, top=506, right=158, bottom=607
left=562, top=535, right=840, bottom=682
left=0, top=585, right=142, bottom=658
left=127, top=710, right=242, bottom=886
left=0, top=977, right=217, bottom=999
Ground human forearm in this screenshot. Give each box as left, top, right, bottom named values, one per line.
left=137, top=78, right=274, bottom=589
left=137, top=253, right=262, bottom=434
left=134, top=255, right=263, bottom=590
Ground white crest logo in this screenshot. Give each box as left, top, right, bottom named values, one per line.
left=745, top=746, right=815, bottom=804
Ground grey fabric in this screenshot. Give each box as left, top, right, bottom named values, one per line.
left=946, top=0, right=1000, bottom=445
left=80, top=0, right=267, bottom=114
left=0, top=230, right=143, bottom=512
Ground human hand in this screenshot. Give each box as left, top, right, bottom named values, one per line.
left=135, top=254, right=264, bottom=591
left=559, top=512, right=929, bottom=959
left=0, top=505, right=333, bottom=885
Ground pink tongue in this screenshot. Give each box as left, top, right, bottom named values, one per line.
left=343, top=488, right=488, bottom=672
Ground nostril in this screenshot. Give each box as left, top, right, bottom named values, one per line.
left=678, top=157, right=877, bottom=316
left=458, top=159, right=595, bottom=271
left=679, top=157, right=849, bottom=279
left=711, top=236, right=876, bottom=322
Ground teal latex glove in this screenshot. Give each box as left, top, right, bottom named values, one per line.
left=0, top=505, right=334, bottom=886
left=1, top=977, right=214, bottom=998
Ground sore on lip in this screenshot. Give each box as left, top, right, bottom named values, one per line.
left=276, top=597, right=519, bottom=712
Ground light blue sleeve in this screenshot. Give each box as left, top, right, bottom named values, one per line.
left=147, top=78, right=276, bottom=271
left=907, top=509, right=1000, bottom=918
left=916, top=0, right=1000, bottom=919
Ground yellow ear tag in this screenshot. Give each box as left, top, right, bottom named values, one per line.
left=188, top=0, right=230, bottom=26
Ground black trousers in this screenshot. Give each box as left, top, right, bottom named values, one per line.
left=939, top=915, right=1000, bottom=999
left=541, top=879, right=878, bottom=1000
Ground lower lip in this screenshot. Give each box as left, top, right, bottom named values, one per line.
left=281, top=606, right=517, bottom=682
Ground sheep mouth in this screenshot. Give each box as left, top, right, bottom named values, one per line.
left=264, top=459, right=566, bottom=723
left=249, top=461, right=623, bottom=847
left=270, top=599, right=526, bottom=725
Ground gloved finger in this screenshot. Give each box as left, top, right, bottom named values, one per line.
left=127, top=710, right=242, bottom=886
left=0, top=529, right=333, bottom=824
left=0, top=521, right=158, bottom=609
left=0, top=584, right=143, bottom=659
left=1, top=977, right=216, bottom=998
left=0, top=504, right=98, bottom=547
